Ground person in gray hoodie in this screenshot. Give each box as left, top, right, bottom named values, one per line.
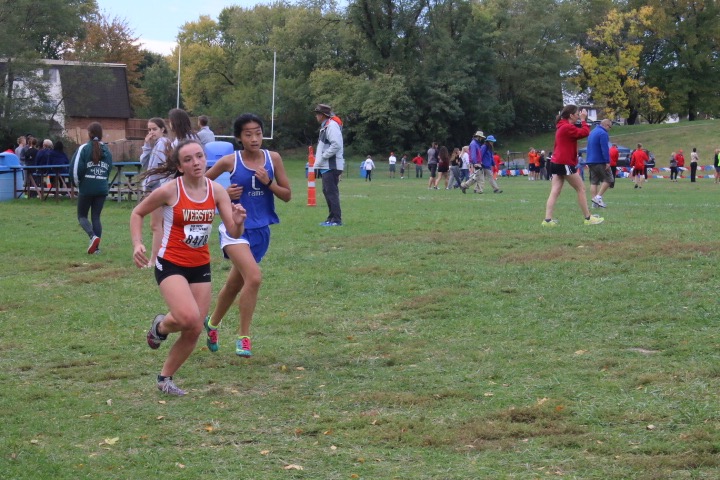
left=313, top=104, right=345, bottom=226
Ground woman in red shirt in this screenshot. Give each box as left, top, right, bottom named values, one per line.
left=542, top=105, right=603, bottom=226
left=630, top=143, right=649, bottom=189
left=675, top=149, right=685, bottom=180
left=609, top=144, right=619, bottom=188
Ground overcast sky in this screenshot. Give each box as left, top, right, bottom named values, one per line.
left=96, top=0, right=268, bottom=55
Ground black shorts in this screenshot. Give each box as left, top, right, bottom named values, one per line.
left=549, top=163, right=577, bottom=176
left=155, top=256, right=211, bottom=285
left=428, top=164, right=438, bottom=177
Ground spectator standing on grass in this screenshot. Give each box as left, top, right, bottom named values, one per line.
left=690, top=148, right=699, bottom=182
left=609, top=144, right=619, bottom=188
left=460, top=146, right=470, bottom=184
left=34, top=139, right=53, bottom=167
left=140, top=117, right=171, bottom=266
left=15, top=136, right=26, bottom=161
left=462, top=131, right=485, bottom=193
left=714, top=149, right=720, bottom=184
left=427, top=142, right=438, bottom=189
left=71, top=122, right=112, bottom=254
left=434, top=146, right=450, bottom=189
left=448, top=147, right=462, bottom=189
left=586, top=119, right=613, bottom=209
left=630, top=143, right=648, bottom=189
left=24, top=137, right=39, bottom=194
left=313, top=103, right=344, bottom=226
left=669, top=152, right=678, bottom=182
left=363, top=155, right=375, bottom=181
left=132, top=139, right=247, bottom=396
left=545, top=151, right=553, bottom=180
left=169, top=108, right=199, bottom=147
left=399, top=154, right=408, bottom=179
left=542, top=105, right=603, bottom=227
left=412, top=153, right=423, bottom=178
left=388, top=151, right=397, bottom=178
left=463, top=135, right=502, bottom=194
left=537, top=151, right=546, bottom=181
left=528, top=148, right=538, bottom=181
left=203, top=113, right=291, bottom=358
left=48, top=141, right=70, bottom=187
left=675, top=149, right=685, bottom=179
left=196, top=115, right=215, bottom=147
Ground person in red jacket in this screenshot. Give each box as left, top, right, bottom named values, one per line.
left=542, top=105, right=603, bottom=226
left=411, top=153, right=424, bottom=178
left=630, top=143, right=649, bottom=189
left=675, top=149, right=685, bottom=180
left=609, top=144, right=619, bottom=188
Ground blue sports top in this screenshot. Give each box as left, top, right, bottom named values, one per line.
left=228, top=149, right=279, bottom=229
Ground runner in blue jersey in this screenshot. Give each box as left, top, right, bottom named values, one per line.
left=204, top=113, right=292, bottom=357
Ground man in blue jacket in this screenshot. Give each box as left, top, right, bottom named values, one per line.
left=585, top=119, right=613, bottom=208
left=461, top=130, right=485, bottom=193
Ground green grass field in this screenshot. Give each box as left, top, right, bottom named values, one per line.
left=1, top=159, right=719, bottom=479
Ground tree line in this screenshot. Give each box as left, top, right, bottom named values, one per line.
left=1, top=0, right=718, bottom=154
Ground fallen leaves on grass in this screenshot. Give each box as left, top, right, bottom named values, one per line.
left=99, top=437, right=119, bottom=446
left=284, top=464, right=304, bottom=470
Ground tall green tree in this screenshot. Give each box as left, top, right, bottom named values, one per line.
left=64, top=13, right=146, bottom=113
left=637, top=0, right=720, bottom=120
left=0, top=0, right=97, bottom=140
left=136, top=60, right=177, bottom=119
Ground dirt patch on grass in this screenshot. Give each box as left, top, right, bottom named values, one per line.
left=358, top=389, right=475, bottom=407
left=345, top=394, right=587, bottom=451
left=621, top=452, right=720, bottom=473
left=68, top=267, right=127, bottom=284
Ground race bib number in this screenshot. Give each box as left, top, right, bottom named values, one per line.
left=183, top=224, right=212, bottom=248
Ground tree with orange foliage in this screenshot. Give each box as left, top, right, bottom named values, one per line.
left=65, top=13, right=147, bottom=113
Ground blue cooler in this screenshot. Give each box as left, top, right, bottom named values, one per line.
left=204, top=141, right=234, bottom=189
left=0, top=153, right=22, bottom=201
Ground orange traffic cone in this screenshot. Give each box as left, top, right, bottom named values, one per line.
left=307, top=146, right=316, bottom=207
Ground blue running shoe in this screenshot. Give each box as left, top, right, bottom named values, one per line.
left=236, top=336, right=252, bottom=357
left=204, top=316, right=219, bottom=352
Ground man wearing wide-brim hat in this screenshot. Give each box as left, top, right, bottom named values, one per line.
left=462, top=129, right=486, bottom=193
left=313, top=104, right=345, bottom=226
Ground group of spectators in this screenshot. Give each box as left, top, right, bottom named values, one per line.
left=12, top=134, right=71, bottom=195
left=373, top=131, right=505, bottom=194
